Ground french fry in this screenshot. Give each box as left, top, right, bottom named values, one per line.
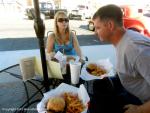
left=62, top=92, right=85, bottom=113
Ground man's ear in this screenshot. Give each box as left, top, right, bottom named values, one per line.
left=108, top=20, right=115, bottom=31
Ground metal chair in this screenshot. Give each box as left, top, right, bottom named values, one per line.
left=47, top=30, right=77, bottom=39
left=0, top=64, right=44, bottom=113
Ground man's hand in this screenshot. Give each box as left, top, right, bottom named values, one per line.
left=124, top=104, right=143, bottom=113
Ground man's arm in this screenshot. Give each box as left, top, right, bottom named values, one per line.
left=139, top=101, right=150, bottom=113
left=135, top=48, right=150, bottom=85
left=124, top=100, right=150, bottom=113
left=124, top=48, right=150, bottom=113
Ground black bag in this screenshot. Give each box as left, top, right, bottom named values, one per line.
left=84, top=77, right=121, bottom=113
left=84, top=76, right=142, bottom=113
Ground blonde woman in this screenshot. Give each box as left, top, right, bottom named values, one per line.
left=46, top=11, right=83, bottom=59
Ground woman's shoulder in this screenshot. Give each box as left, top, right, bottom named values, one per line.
left=48, top=32, right=55, bottom=39
left=70, top=30, right=77, bottom=39
left=70, top=30, right=76, bottom=36
left=48, top=32, right=55, bottom=36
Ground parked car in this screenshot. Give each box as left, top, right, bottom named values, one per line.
left=25, top=1, right=67, bottom=19
left=25, top=1, right=53, bottom=19
left=69, top=5, right=91, bottom=20
left=88, top=5, right=150, bottom=38
left=68, top=10, right=82, bottom=20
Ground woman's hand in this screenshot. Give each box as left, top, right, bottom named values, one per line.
left=79, top=58, right=85, bottom=64
left=124, top=104, right=143, bottom=113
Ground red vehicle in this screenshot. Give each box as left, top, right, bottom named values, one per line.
left=88, top=5, right=150, bottom=38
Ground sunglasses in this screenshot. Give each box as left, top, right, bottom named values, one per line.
left=57, top=18, right=69, bottom=23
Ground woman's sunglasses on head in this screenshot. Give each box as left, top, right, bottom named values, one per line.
left=57, top=18, right=69, bottom=23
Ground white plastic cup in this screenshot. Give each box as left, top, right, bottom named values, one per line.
left=69, top=62, right=81, bottom=84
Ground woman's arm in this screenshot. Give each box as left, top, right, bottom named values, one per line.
left=72, top=32, right=83, bottom=59
left=46, top=34, right=55, bottom=53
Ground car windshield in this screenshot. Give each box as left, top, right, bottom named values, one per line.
left=39, top=2, right=53, bottom=9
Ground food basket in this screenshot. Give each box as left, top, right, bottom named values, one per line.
left=37, top=83, right=90, bottom=113
left=80, top=59, right=114, bottom=81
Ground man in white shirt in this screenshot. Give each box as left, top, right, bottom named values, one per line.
left=92, top=4, right=150, bottom=113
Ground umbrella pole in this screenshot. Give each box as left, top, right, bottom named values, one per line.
left=33, top=0, right=49, bottom=92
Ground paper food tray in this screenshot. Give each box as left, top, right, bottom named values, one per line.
left=80, top=59, right=114, bottom=81
left=37, top=83, right=90, bottom=113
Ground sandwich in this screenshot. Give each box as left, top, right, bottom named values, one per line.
left=86, top=63, right=97, bottom=72
left=47, top=97, right=65, bottom=113
left=86, top=63, right=107, bottom=76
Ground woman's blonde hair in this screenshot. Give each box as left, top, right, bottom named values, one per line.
left=54, top=11, right=70, bottom=42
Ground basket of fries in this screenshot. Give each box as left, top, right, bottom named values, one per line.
left=37, top=83, right=90, bottom=113
left=80, top=59, right=114, bottom=81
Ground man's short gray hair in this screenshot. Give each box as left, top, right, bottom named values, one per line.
left=93, top=4, right=123, bottom=26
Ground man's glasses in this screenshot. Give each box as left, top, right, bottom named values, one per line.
left=57, top=18, right=69, bottom=23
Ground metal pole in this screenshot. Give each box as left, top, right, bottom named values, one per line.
left=33, top=0, right=49, bottom=92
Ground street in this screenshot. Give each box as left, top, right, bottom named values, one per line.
left=0, top=15, right=103, bottom=51
left=0, top=16, right=93, bottom=38
left=1, top=12, right=150, bottom=51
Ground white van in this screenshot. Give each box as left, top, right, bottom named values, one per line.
left=69, top=5, right=92, bottom=20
